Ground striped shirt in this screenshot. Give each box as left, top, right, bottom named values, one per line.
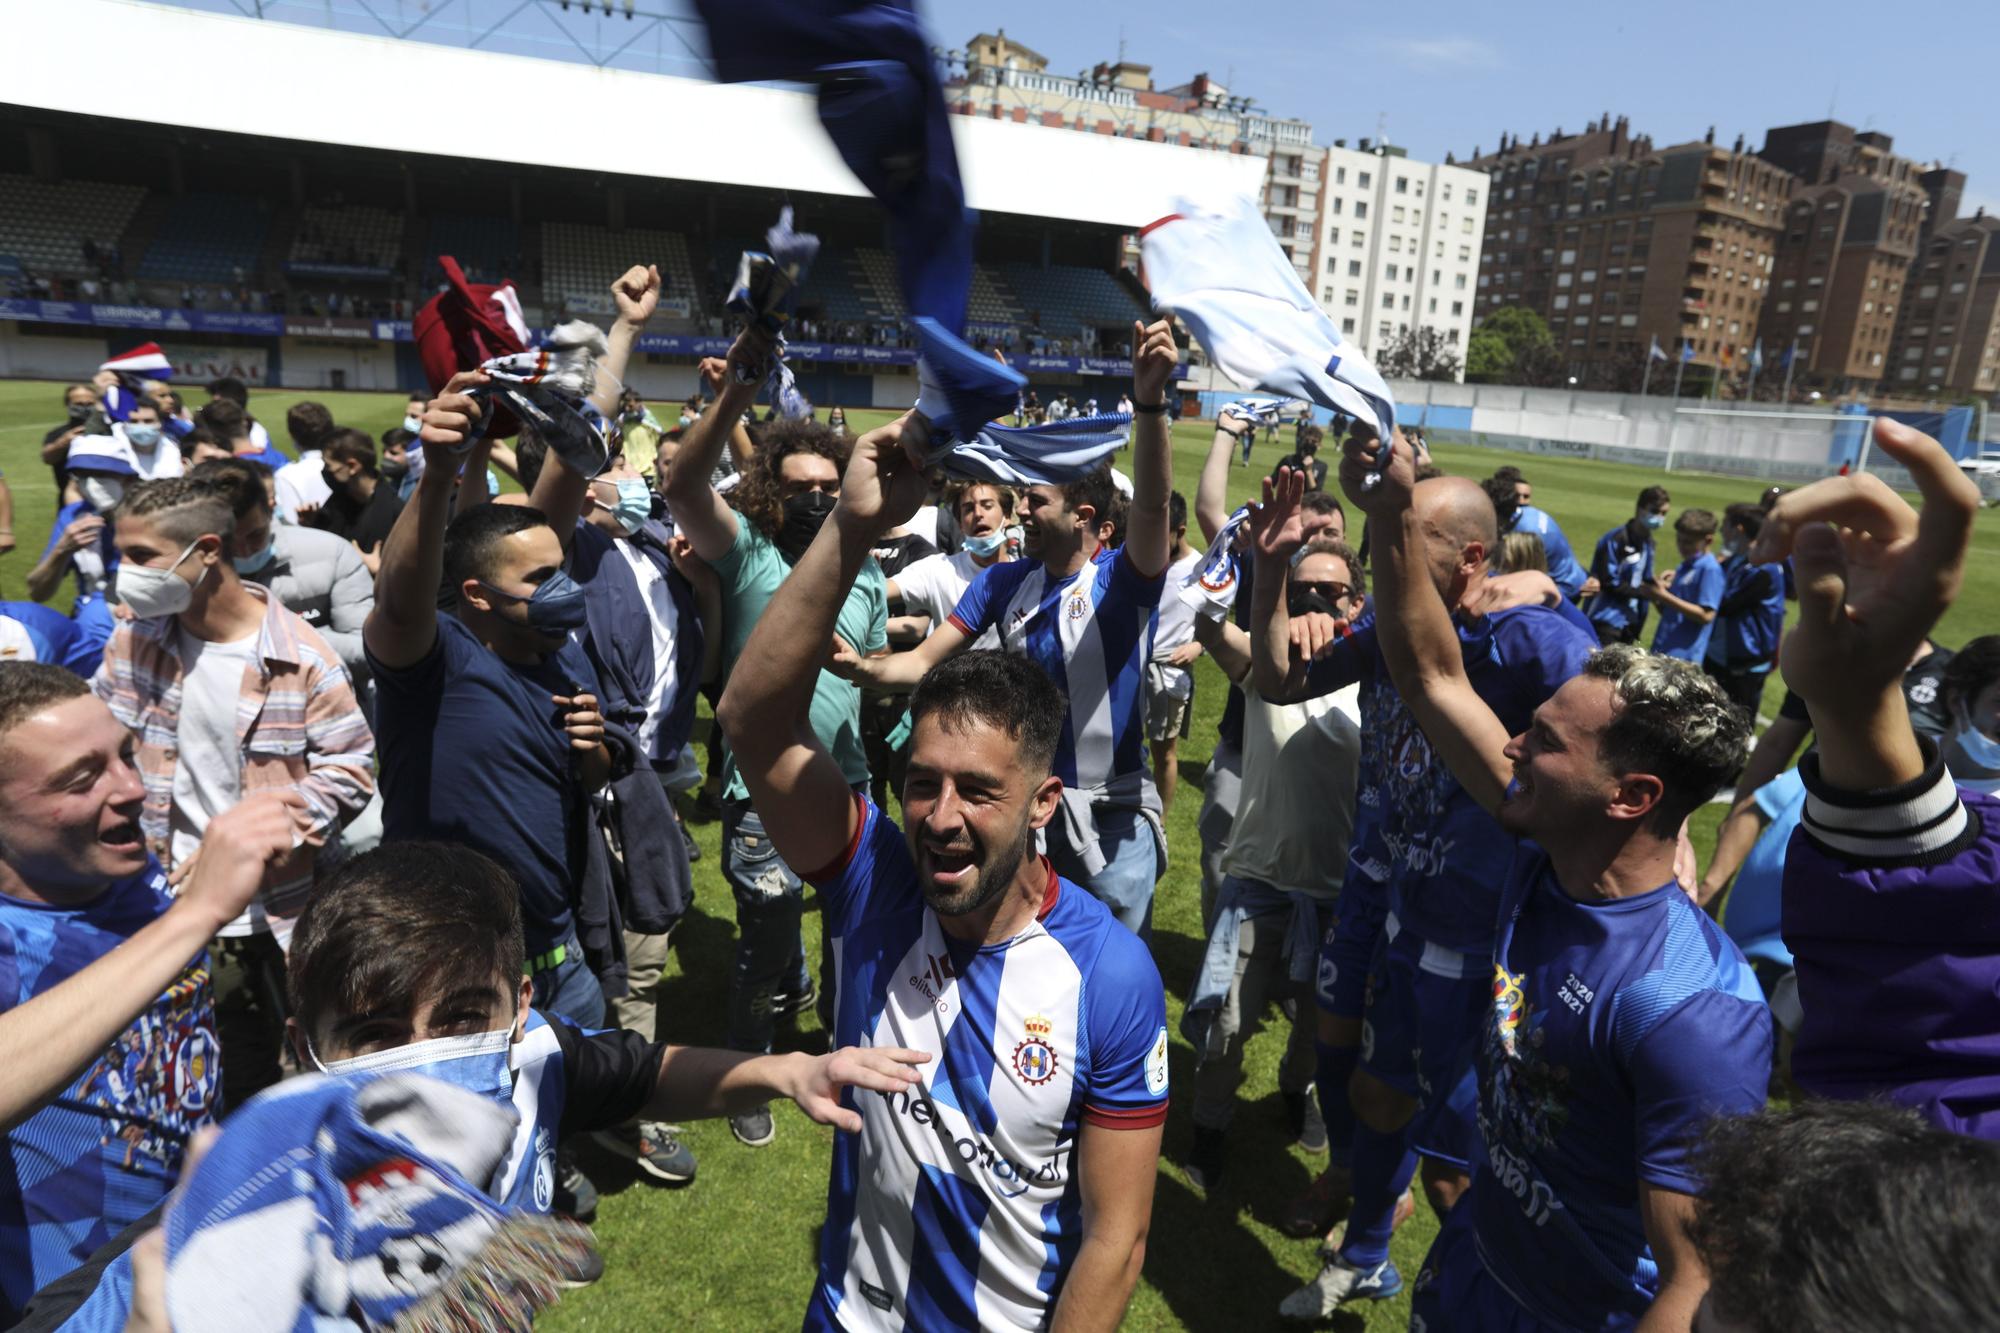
left=947, top=548, right=1163, bottom=794
left=91, top=585, right=375, bottom=928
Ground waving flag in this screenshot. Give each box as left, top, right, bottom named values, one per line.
left=1141, top=194, right=1395, bottom=447
left=1749, top=339, right=1765, bottom=374
left=1680, top=340, right=1695, bottom=364
left=1648, top=336, right=1668, bottom=363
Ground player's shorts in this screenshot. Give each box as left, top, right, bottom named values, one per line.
left=1143, top=663, right=1194, bottom=742
left=1410, top=1201, right=1558, bottom=1333
left=1411, top=1062, right=1479, bottom=1171
left=1358, top=914, right=1485, bottom=1108
left=1315, top=875, right=1391, bottom=1020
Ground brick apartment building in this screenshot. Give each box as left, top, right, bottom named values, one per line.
left=1755, top=121, right=1931, bottom=395
left=1463, top=117, right=1793, bottom=389
left=1891, top=211, right=2000, bottom=398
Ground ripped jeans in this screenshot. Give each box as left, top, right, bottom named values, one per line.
left=721, top=800, right=814, bottom=1054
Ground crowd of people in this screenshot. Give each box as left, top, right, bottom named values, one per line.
left=0, top=254, right=1997, bottom=1332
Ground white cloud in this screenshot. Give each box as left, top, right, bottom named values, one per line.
left=1381, top=36, right=1504, bottom=70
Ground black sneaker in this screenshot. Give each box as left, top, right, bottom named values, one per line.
left=771, top=977, right=818, bottom=1020
left=679, top=820, right=702, bottom=863
left=729, top=1103, right=776, bottom=1147
left=1297, top=1089, right=1329, bottom=1155
left=1184, top=1125, right=1227, bottom=1191
left=592, top=1121, right=698, bottom=1185
left=553, top=1149, right=599, bottom=1223
left=558, top=1240, right=606, bottom=1288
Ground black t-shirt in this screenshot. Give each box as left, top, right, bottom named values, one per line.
left=1275, top=452, right=1329, bottom=491
left=547, top=1017, right=665, bottom=1136
left=311, top=482, right=405, bottom=554
left=869, top=531, right=937, bottom=581
left=1777, top=643, right=1956, bottom=740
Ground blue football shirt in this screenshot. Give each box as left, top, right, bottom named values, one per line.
left=1650, top=552, right=1725, bottom=662
left=1469, top=847, right=1771, bottom=1329
left=0, top=862, right=217, bottom=1320
left=1305, top=606, right=1595, bottom=952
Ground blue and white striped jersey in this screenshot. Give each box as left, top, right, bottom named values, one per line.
left=487, top=1011, right=660, bottom=1213
left=805, top=797, right=1169, bottom=1330
left=947, top=548, right=1164, bottom=794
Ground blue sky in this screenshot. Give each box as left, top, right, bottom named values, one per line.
left=916, top=0, right=1998, bottom=218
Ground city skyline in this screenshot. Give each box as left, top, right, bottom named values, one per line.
left=919, top=0, right=1997, bottom=221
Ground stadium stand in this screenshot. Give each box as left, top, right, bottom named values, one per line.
left=967, top=264, right=1026, bottom=327
left=998, top=261, right=1144, bottom=335
left=850, top=249, right=910, bottom=321
left=543, top=222, right=701, bottom=317
left=138, top=193, right=271, bottom=284
left=290, top=204, right=402, bottom=272
left=424, top=215, right=522, bottom=287
left=0, top=175, right=146, bottom=276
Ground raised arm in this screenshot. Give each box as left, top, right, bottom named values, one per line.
left=662, top=337, right=769, bottom=563
left=1340, top=432, right=1514, bottom=813
left=1751, top=418, right=1979, bottom=791
left=715, top=414, right=931, bottom=875
left=534, top=266, right=661, bottom=551
left=1122, top=319, right=1177, bottom=579
left=1194, top=407, right=1250, bottom=543
left=365, top=371, right=486, bottom=670
left=828, top=616, right=970, bottom=694
left=1192, top=610, right=1250, bottom=685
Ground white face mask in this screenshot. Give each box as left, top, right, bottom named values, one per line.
left=309, top=1026, right=514, bottom=1102
left=115, top=539, right=203, bottom=620
left=79, top=476, right=126, bottom=514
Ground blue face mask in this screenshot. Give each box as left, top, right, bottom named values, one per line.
left=1956, top=710, right=2000, bottom=772
left=233, top=541, right=276, bottom=575
left=483, top=568, right=590, bottom=636
left=312, top=1026, right=514, bottom=1102
left=962, top=530, right=1006, bottom=558
left=1642, top=512, right=1667, bottom=530
left=602, top=478, right=653, bottom=536
left=126, top=423, right=164, bottom=450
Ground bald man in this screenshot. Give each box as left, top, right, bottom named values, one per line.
left=1260, top=474, right=1598, bottom=1319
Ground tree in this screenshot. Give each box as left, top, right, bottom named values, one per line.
left=1376, top=325, right=1464, bottom=382
left=1462, top=306, right=1559, bottom=386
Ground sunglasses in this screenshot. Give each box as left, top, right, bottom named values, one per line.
left=1292, top=581, right=1352, bottom=604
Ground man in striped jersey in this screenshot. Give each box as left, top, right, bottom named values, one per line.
left=720, top=414, right=1169, bottom=1332
left=831, top=318, right=1182, bottom=937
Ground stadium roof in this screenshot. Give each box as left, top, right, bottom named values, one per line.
left=12, top=0, right=1267, bottom=231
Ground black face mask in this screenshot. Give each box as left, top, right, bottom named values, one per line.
left=67, top=402, right=91, bottom=422
left=777, top=490, right=837, bottom=562
left=1288, top=589, right=1343, bottom=622
left=379, top=457, right=410, bottom=481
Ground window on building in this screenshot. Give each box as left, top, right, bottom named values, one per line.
left=1358, top=171, right=1372, bottom=189
left=1802, top=300, right=1819, bottom=312
left=1389, top=235, right=1402, bottom=253
left=1355, top=202, right=1369, bottom=220
left=1329, top=197, right=1343, bottom=216
left=1335, top=166, right=1347, bottom=184
left=1581, top=269, right=1597, bottom=283
left=1447, top=327, right=1460, bottom=344
left=1554, top=295, right=1570, bottom=310
left=1386, top=264, right=1399, bottom=280
left=1345, top=290, right=1359, bottom=306
left=1452, top=301, right=1464, bottom=316
left=1348, top=259, right=1362, bottom=277
left=1454, top=273, right=1468, bottom=290
left=1323, top=286, right=1335, bottom=302
left=1395, top=176, right=1408, bottom=194
left=1442, top=183, right=1453, bottom=201
left=1459, top=246, right=1471, bottom=262
left=1557, top=272, right=1573, bottom=288
left=1326, top=231, right=1340, bottom=250
left=1378, top=320, right=1391, bottom=340
left=1429, top=297, right=1437, bottom=313
left=1343, top=317, right=1357, bottom=334
left=1401, top=294, right=1411, bottom=311
left=1578, top=293, right=1593, bottom=306
left=1326, top=256, right=1338, bottom=274
left=1393, top=206, right=1406, bottom=224
left=1382, top=294, right=1394, bottom=309
left=1466, top=189, right=1478, bottom=207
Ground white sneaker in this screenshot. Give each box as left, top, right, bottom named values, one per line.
left=1278, top=1255, right=1403, bottom=1321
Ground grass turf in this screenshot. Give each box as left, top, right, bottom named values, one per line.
left=2, top=377, right=1993, bottom=1330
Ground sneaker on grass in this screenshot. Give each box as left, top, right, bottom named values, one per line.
left=730, top=1102, right=776, bottom=1147
left=1277, top=1254, right=1402, bottom=1321
left=554, top=1148, right=599, bottom=1224
left=592, top=1121, right=698, bottom=1185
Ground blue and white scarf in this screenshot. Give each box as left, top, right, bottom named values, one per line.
left=1180, top=505, right=1251, bottom=619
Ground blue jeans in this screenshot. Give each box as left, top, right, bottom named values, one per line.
left=1047, top=805, right=1164, bottom=939
left=722, top=801, right=811, bottom=1054
left=530, top=935, right=606, bottom=1029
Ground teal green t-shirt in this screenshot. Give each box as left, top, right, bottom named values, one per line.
left=714, top=519, right=887, bottom=801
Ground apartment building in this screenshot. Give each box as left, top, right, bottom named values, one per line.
left=1891, top=211, right=2000, bottom=397
left=1464, top=117, right=1792, bottom=386
left=1756, top=122, right=1931, bottom=394
left=1307, top=141, right=1487, bottom=369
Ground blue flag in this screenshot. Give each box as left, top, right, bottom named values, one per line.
left=1750, top=338, right=1765, bottom=373
left=690, top=0, right=973, bottom=336
left=1680, top=340, right=1695, bottom=364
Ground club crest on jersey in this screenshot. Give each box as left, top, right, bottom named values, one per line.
left=1013, top=1013, right=1059, bottom=1086
left=1066, top=594, right=1088, bottom=620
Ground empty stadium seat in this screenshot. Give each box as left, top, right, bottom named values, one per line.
left=290, top=205, right=402, bottom=270
left=139, top=194, right=271, bottom=284
left=0, top=175, right=146, bottom=275
left=542, top=222, right=701, bottom=316
left=998, top=261, right=1142, bottom=335
left=425, top=215, right=521, bottom=287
